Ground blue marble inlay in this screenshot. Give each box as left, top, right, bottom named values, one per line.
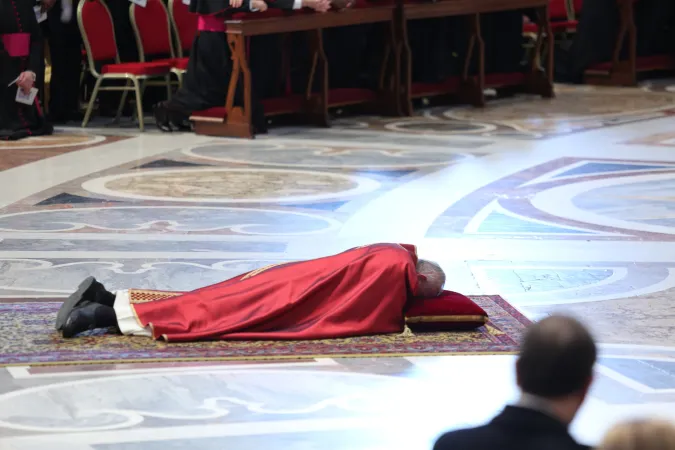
left=0, top=207, right=337, bottom=235
left=356, top=169, right=417, bottom=178
left=134, top=159, right=210, bottom=169
left=572, top=178, right=675, bottom=227
left=600, top=358, right=675, bottom=390
left=482, top=268, right=613, bottom=294
left=281, top=201, right=348, bottom=211
left=554, top=162, right=672, bottom=178
left=476, top=211, right=593, bottom=234
left=36, top=193, right=122, bottom=206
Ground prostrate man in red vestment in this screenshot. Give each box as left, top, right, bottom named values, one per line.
left=56, top=243, right=446, bottom=341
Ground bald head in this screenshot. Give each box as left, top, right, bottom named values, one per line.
left=415, top=259, right=446, bottom=297
left=516, top=315, right=596, bottom=399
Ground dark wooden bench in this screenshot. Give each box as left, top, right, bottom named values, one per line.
left=191, top=4, right=400, bottom=138
left=398, top=0, right=555, bottom=115
left=584, top=0, right=675, bottom=86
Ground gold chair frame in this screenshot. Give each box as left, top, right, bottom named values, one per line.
left=77, top=0, right=172, bottom=131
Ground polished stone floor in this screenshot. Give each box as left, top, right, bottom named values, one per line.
left=2, top=83, right=675, bottom=449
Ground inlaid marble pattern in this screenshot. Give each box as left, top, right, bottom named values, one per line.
left=0, top=133, right=129, bottom=170
left=2, top=86, right=675, bottom=450
left=319, top=84, right=675, bottom=140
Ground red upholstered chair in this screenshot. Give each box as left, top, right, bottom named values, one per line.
left=77, top=0, right=172, bottom=131
left=168, top=0, right=198, bottom=58
left=130, top=0, right=189, bottom=87
left=523, top=0, right=577, bottom=34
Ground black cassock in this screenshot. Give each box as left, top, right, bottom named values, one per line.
left=159, top=0, right=289, bottom=132
left=557, top=0, right=675, bottom=82
left=0, top=0, right=52, bottom=140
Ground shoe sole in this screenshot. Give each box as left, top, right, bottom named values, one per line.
left=55, top=277, right=96, bottom=331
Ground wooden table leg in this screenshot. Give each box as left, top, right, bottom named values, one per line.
left=377, top=20, right=403, bottom=116
left=395, top=8, right=413, bottom=116
left=525, top=5, right=554, bottom=98
left=459, top=13, right=486, bottom=107
left=305, top=29, right=330, bottom=128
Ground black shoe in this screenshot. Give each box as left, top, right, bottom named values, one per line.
left=62, top=301, right=106, bottom=338
left=153, top=102, right=174, bottom=132
left=55, top=277, right=116, bottom=331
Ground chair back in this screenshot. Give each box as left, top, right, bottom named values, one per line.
left=77, top=0, right=119, bottom=73
left=169, top=0, right=198, bottom=58
left=130, top=0, right=175, bottom=61
left=572, top=0, right=583, bottom=16
left=549, top=0, right=569, bottom=20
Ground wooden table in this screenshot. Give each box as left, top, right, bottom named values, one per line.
left=398, top=0, right=554, bottom=114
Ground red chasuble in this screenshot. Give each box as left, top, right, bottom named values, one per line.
left=131, top=243, right=422, bottom=341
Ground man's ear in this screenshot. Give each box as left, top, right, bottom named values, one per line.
left=417, top=274, right=428, bottom=282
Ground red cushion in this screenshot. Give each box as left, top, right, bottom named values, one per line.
left=192, top=107, right=228, bottom=119
left=549, top=0, right=568, bottom=20
left=523, top=19, right=577, bottom=33
left=101, top=62, right=172, bottom=76
left=410, top=77, right=460, bottom=97
left=133, top=0, right=174, bottom=56
left=588, top=54, right=675, bottom=72
left=80, top=0, right=118, bottom=61
left=485, top=72, right=526, bottom=87
left=170, top=0, right=198, bottom=52
left=405, top=290, right=488, bottom=331
left=153, top=57, right=190, bottom=70
left=328, top=88, right=377, bottom=106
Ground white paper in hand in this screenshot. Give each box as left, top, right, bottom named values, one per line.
left=33, top=5, right=47, bottom=23
left=129, top=0, right=148, bottom=7
left=182, top=0, right=190, bottom=5
left=16, top=87, right=38, bottom=105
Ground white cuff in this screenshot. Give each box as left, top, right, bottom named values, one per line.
left=114, top=290, right=152, bottom=337
left=293, top=0, right=302, bottom=9
left=249, top=0, right=259, bottom=11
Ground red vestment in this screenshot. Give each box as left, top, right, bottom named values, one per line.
left=131, top=243, right=422, bottom=341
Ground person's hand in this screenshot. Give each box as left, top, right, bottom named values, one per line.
left=17, top=71, right=36, bottom=94
left=304, top=0, right=330, bottom=12
left=331, top=0, right=353, bottom=10
left=251, top=0, right=268, bottom=10
left=230, top=0, right=243, bottom=7
left=41, top=0, right=56, bottom=12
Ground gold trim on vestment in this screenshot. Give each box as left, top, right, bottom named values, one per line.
left=241, top=262, right=291, bottom=280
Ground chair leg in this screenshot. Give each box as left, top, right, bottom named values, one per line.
left=82, top=77, right=103, bottom=128
left=131, top=77, right=145, bottom=132
left=115, top=80, right=132, bottom=124
left=165, top=75, right=172, bottom=100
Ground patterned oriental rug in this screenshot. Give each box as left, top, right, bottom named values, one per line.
left=0, top=296, right=530, bottom=366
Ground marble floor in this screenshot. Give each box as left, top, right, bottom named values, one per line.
left=2, top=83, right=675, bottom=449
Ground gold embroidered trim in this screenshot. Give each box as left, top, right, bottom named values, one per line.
left=129, top=289, right=182, bottom=304
left=240, top=262, right=290, bottom=281
left=405, top=315, right=488, bottom=324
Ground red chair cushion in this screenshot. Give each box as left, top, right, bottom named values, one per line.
left=549, top=0, right=568, bottom=20
left=405, top=290, right=488, bottom=331
left=171, top=0, right=198, bottom=53
left=80, top=0, right=118, bottom=61
left=133, top=0, right=174, bottom=56
left=101, top=61, right=172, bottom=76
left=523, top=19, right=578, bottom=33
left=153, top=57, right=189, bottom=70
left=588, top=54, right=675, bottom=72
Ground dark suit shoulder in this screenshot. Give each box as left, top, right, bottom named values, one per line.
left=434, top=425, right=495, bottom=450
